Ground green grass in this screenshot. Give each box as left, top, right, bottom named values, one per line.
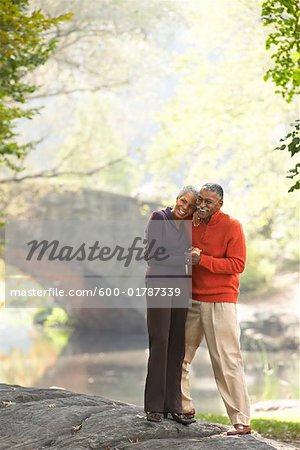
left=251, top=417, right=300, bottom=441
left=196, top=413, right=230, bottom=426
left=196, top=413, right=300, bottom=442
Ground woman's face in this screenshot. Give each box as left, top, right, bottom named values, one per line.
left=172, top=192, right=198, bottom=219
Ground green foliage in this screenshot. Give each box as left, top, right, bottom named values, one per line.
left=0, top=0, right=298, bottom=292
left=142, top=0, right=298, bottom=287
left=33, top=307, right=72, bottom=351
left=275, top=119, right=300, bottom=192
left=57, top=93, right=141, bottom=193
left=241, top=240, right=277, bottom=292
left=251, top=417, right=300, bottom=442
left=261, top=0, right=300, bottom=102
left=196, top=413, right=230, bottom=425
left=196, top=413, right=300, bottom=442
left=34, top=307, right=70, bottom=328
left=0, top=0, right=72, bottom=169
left=262, top=0, right=300, bottom=191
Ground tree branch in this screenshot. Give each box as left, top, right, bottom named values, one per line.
left=0, top=154, right=128, bottom=183
left=29, top=81, right=129, bottom=99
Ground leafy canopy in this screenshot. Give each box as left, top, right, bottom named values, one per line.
left=275, top=118, right=300, bottom=192
left=0, top=0, right=72, bottom=169
left=262, top=0, right=300, bottom=102
left=261, top=0, right=300, bottom=191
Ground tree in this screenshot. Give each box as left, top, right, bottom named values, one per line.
left=136, top=0, right=298, bottom=289
left=0, top=0, right=297, bottom=290
left=0, top=0, right=71, bottom=170
left=261, top=0, right=300, bottom=191
left=0, top=0, right=186, bottom=185
left=274, top=118, right=300, bottom=192
left=28, top=0, right=183, bottom=99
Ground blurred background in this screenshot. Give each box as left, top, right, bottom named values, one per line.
left=0, top=0, right=299, bottom=424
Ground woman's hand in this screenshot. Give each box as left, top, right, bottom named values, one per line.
left=192, top=210, right=201, bottom=227
left=191, top=247, right=202, bottom=264
left=185, top=247, right=202, bottom=265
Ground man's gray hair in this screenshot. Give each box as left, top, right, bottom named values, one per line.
left=177, top=185, right=199, bottom=198
left=201, top=183, right=224, bottom=200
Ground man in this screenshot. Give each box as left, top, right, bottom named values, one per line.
left=182, top=182, right=251, bottom=435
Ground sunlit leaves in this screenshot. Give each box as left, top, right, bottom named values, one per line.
left=261, top=0, right=300, bottom=191
left=141, top=0, right=298, bottom=281
left=0, top=0, right=71, bottom=169
left=275, top=119, right=300, bottom=192
left=261, top=0, right=300, bottom=102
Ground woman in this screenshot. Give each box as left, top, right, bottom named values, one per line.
left=144, top=185, right=198, bottom=424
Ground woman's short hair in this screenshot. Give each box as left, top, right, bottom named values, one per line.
left=177, top=185, right=199, bottom=198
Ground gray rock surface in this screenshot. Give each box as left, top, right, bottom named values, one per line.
left=0, top=384, right=295, bottom=450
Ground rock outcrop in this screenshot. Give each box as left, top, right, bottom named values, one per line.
left=240, top=312, right=299, bottom=351
left=0, top=384, right=296, bottom=450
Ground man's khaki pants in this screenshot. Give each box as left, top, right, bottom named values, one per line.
left=181, top=300, right=250, bottom=425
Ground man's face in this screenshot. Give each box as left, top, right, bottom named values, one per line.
left=197, top=188, right=223, bottom=222
left=173, top=192, right=198, bottom=219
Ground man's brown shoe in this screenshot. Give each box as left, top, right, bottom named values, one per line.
left=184, top=408, right=195, bottom=419
left=227, top=424, right=251, bottom=435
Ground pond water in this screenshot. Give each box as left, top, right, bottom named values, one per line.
left=0, top=309, right=298, bottom=415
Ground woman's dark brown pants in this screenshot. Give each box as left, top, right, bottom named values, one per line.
left=144, top=279, right=188, bottom=413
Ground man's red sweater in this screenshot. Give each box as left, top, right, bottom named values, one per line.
left=192, top=209, right=246, bottom=303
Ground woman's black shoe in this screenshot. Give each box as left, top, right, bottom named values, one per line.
left=164, top=412, right=196, bottom=425
left=146, top=412, right=162, bottom=422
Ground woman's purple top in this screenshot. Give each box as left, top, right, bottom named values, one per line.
left=145, top=207, right=191, bottom=278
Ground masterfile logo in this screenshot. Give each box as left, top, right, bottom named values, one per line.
left=4, top=219, right=192, bottom=308
left=25, top=237, right=169, bottom=266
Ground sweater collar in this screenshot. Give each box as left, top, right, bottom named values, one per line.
left=206, top=208, right=223, bottom=225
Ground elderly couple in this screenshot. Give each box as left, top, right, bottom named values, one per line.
left=144, top=183, right=251, bottom=435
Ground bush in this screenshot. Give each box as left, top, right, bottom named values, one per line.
left=241, top=240, right=277, bottom=292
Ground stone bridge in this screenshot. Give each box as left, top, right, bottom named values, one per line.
left=4, top=186, right=159, bottom=333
